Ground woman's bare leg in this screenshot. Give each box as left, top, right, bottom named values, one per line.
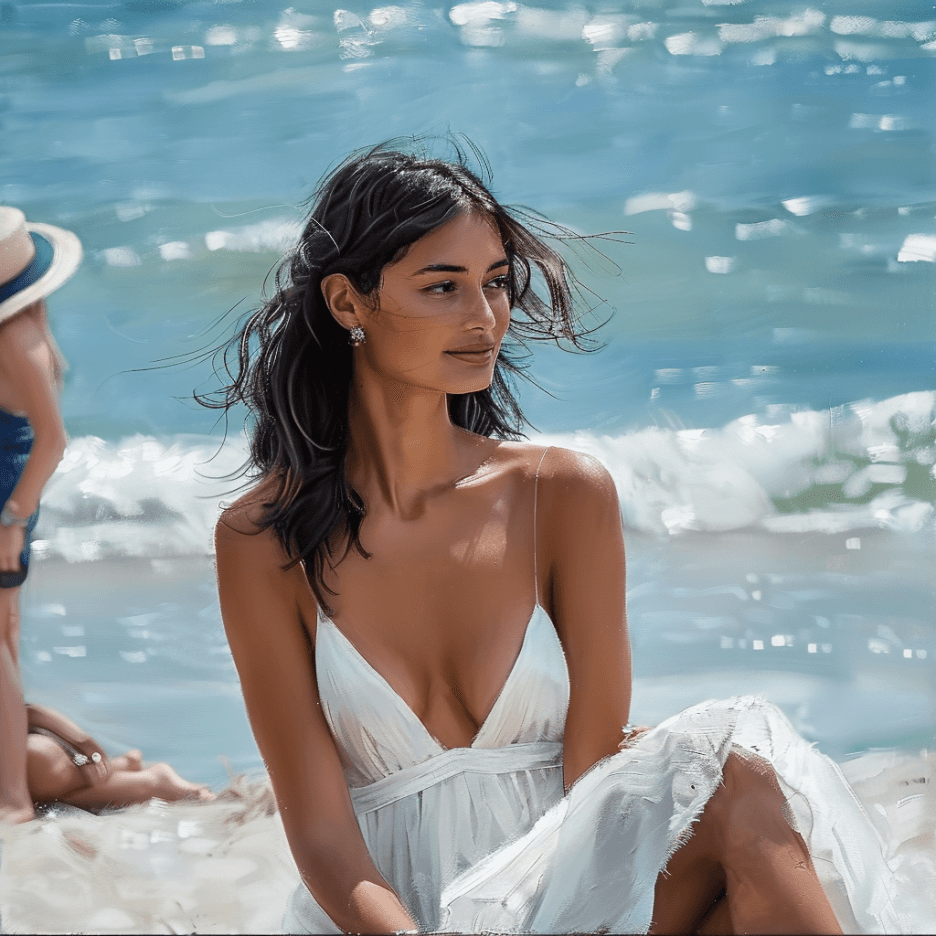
left=28, top=735, right=215, bottom=809
left=0, top=587, right=33, bottom=824
left=696, top=893, right=732, bottom=935
left=108, top=749, right=143, bottom=772
left=650, top=750, right=842, bottom=935
left=25, top=733, right=85, bottom=802
left=57, top=762, right=215, bottom=810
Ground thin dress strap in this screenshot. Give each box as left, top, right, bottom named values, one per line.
left=533, top=447, right=551, bottom=602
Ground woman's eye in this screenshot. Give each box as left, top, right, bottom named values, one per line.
left=425, top=281, right=456, bottom=295
left=423, top=275, right=508, bottom=296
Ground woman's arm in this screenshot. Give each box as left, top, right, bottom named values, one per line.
left=536, top=449, right=632, bottom=792
left=0, top=313, right=68, bottom=519
left=25, top=704, right=109, bottom=782
left=25, top=704, right=91, bottom=742
left=215, top=513, right=418, bottom=935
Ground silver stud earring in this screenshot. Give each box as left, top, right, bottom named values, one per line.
left=348, top=325, right=366, bottom=347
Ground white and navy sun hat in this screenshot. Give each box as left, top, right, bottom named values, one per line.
left=0, top=206, right=83, bottom=325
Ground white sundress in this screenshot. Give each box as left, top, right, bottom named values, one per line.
left=282, top=600, right=920, bottom=934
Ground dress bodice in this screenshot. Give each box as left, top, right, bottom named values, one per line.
left=288, top=453, right=918, bottom=935
left=315, top=603, right=571, bottom=790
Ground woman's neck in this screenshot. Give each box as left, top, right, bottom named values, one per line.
left=346, top=379, right=482, bottom=517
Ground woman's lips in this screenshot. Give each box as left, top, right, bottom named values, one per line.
left=444, top=347, right=495, bottom=364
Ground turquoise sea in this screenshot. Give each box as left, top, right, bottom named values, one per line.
left=1, top=0, right=933, bottom=794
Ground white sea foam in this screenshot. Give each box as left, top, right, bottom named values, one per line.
left=705, top=255, right=736, bottom=274
left=205, top=217, right=302, bottom=253
left=539, top=390, right=936, bottom=535
left=718, top=10, right=825, bottom=44
left=735, top=218, right=790, bottom=240
left=33, top=434, right=249, bottom=563
left=898, top=234, right=936, bottom=263
left=158, top=240, right=192, bottom=261
left=100, top=246, right=142, bottom=267
left=29, top=392, right=935, bottom=562
left=624, top=191, right=697, bottom=215
left=205, top=25, right=238, bottom=46
left=782, top=195, right=832, bottom=216
left=664, top=31, right=724, bottom=57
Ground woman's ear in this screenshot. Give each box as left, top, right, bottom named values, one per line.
left=321, top=273, right=365, bottom=331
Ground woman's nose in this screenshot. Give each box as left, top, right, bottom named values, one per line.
left=465, top=287, right=497, bottom=330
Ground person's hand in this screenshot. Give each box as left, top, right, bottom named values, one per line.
left=618, top=724, right=652, bottom=750
left=27, top=705, right=110, bottom=784
left=69, top=735, right=109, bottom=784
left=0, top=524, right=25, bottom=573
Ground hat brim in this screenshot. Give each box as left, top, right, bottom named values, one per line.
left=0, top=222, right=83, bottom=325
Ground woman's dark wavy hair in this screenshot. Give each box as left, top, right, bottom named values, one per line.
left=199, top=138, right=604, bottom=610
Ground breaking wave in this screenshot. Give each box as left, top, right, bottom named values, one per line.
left=31, top=390, right=935, bottom=563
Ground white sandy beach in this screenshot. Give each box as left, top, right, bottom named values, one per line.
left=0, top=777, right=296, bottom=935
left=1, top=750, right=934, bottom=934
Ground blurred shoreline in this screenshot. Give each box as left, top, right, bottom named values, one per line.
left=18, top=523, right=935, bottom=790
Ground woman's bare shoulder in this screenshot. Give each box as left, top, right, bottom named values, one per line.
left=216, top=476, right=280, bottom=536
left=214, top=478, right=296, bottom=578
left=496, top=441, right=614, bottom=493
left=214, top=478, right=320, bottom=635
left=502, top=444, right=621, bottom=548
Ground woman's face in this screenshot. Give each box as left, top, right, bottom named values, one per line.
left=352, top=211, right=512, bottom=396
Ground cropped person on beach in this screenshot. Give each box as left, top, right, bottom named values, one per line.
left=26, top=703, right=214, bottom=810
left=209, top=142, right=909, bottom=934
left=0, top=207, right=80, bottom=826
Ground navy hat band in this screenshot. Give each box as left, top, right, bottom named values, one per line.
left=0, top=233, right=54, bottom=304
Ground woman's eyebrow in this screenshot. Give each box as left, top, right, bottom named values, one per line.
left=412, top=258, right=509, bottom=276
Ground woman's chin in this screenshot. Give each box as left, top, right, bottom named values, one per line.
left=440, top=362, right=497, bottom=396
left=447, top=376, right=494, bottom=396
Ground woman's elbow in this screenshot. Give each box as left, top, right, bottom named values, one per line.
left=33, top=424, right=68, bottom=462
left=47, top=431, right=68, bottom=470
left=53, top=431, right=68, bottom=463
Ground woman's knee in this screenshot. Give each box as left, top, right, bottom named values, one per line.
left=715, top=750, right=802, bottom=859
left=651, top=799, right=727, bottom=933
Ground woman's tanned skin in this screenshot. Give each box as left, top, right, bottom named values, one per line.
left=25, top=704, right=215, bottom=810
left=0, top=300, right=68, bottom=825
left=216, top=213, right=841, bottom=935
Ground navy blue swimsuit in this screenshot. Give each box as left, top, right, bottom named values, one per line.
left=0, top=407, right=38, bottom=581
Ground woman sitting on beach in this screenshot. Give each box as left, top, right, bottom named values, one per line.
left=211, top=142, right=905, bottom=934
left=26, top=703, right=214, bottom=811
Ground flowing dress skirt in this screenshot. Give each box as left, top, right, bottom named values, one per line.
left=285, top=697, right=928, bottom=934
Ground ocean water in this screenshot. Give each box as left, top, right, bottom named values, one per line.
left=2, top=0, right=934, bottom=797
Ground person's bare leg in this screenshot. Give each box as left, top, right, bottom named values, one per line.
left=0, top=587, right=33, bottom=823
left=25, top=733, right=86, bottom=802
left=649, top=797, right=727, bottom=934
left=108, top=749, right=143, bottom=772
left=59, top=762, right=215, bottom=810
left=696, top=893, right=732, bottom=935
left=27, top=735, right=214, bottom=809
left=650, top=751, right=843, bottom=935
left=718, top=751, right=842, bottom=934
